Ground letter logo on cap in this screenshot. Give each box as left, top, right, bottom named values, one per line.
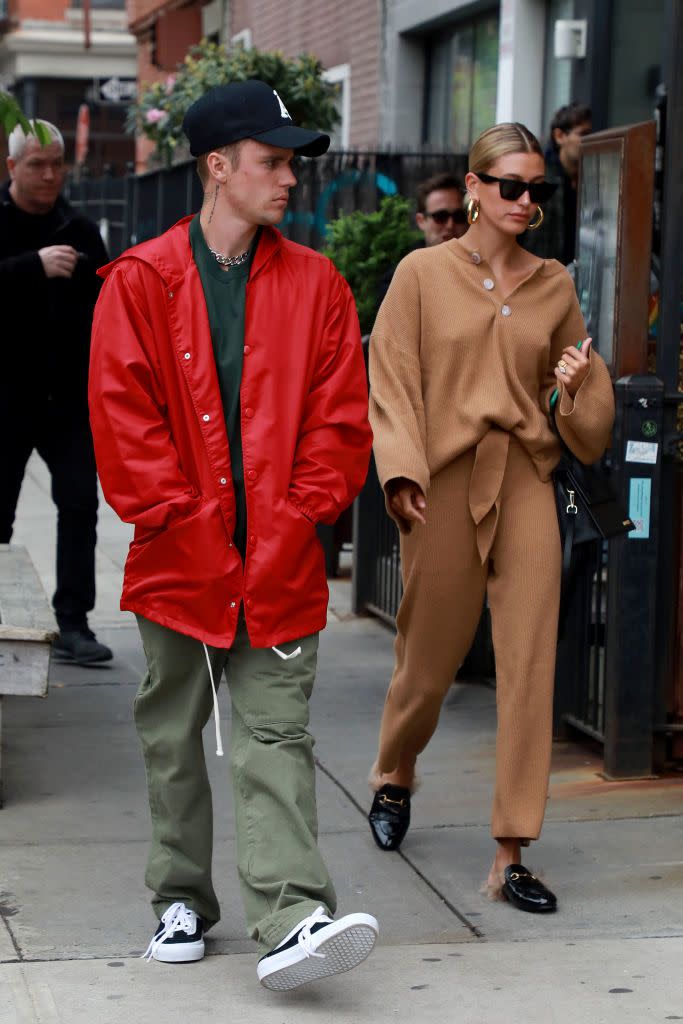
left=274, top=90, right=291, bottom=120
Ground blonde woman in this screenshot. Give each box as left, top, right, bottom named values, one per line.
left=366, top=123, right=614, bottom=912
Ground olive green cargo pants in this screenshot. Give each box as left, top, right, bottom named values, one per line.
left=134, top=615, right=337, bottom=954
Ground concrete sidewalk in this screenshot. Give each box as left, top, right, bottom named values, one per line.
left=1, top=454, right=682, bottom=1023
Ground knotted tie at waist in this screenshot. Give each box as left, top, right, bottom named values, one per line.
left=468, top=429, right=510, bottom=564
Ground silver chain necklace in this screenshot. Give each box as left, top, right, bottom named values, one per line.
left=208, top=247, right=250, bottom=268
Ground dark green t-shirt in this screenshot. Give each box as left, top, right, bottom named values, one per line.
left=189, top=215, right=257, bottom=559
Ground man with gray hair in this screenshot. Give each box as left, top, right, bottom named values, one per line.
left=0, top=118, right=112, bottom=664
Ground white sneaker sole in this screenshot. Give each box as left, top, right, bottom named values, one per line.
left=152, top=938, right=205, bottom=963
left=257, top=914, right=378, bottom=991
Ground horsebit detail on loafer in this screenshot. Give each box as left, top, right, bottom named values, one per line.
left=509, top=872, right=536, bottom=881
left=379, top=794, right=407, bottom=808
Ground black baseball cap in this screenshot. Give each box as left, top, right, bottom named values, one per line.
left=182, top=79, right=330, bottom=158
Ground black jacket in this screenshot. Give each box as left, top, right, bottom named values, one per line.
left=0, top=183, right=108, bottom=418
left=520, top=147, right=577, bottom=266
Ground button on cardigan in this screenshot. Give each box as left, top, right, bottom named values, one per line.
left=369, top=239, right=615, bottom=499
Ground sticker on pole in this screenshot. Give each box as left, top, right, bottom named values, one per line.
left=625, top=440, right=658, bottom=464
left=628, top=478, right=651, bottom=539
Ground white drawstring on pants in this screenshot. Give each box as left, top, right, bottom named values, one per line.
left=202, top=641, right=302, bottom=758
left=271, top=644, right=302, bottom=661
left=203, top=642, right=224, bottom=757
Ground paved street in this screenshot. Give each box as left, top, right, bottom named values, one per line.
left=1, top=454, right=682, bottom=1023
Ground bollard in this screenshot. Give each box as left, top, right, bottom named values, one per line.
left=603, top=374, right=664, bottom=778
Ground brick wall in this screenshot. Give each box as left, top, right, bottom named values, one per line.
left=131, top=0, right=203, bottom=169
left=230, top=0, right=381, bottom=146
left=10, top=0, right=68, bottom=20
left=128, top=0, right=171, bottom=29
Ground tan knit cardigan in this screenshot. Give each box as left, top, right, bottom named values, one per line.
left=369, top=240, right=615, bottom=497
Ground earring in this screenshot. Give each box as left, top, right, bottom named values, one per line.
left=467, top=197, right=480, bottom=225
left=528, top=206, right=544, bottom=230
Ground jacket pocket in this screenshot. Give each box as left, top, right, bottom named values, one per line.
left=123, top=497, right=233, bottom=618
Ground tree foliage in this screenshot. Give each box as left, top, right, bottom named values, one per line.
left=0, top=93, right=51, bottom=144
left=323, top=196, right=422, bottom=334
left=127, top=41, right=340, bottom=166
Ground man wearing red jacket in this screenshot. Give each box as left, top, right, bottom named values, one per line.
left=89, top=81, right=377, bottom=989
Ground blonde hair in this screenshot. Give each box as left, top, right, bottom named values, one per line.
left=468, top=122, right=543, bottom=175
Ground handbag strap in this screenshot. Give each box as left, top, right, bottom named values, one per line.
left=561, top=501, right=576, bottom=599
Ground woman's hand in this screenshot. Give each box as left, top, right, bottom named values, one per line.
left=554, top=337, right=592, bottom=398
left=386, top=477, right=427, bottom=534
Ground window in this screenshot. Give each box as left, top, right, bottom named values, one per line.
left=425, top=12, right=499, bottom=152
left=608, top=0, right=665, bottom=125
left=322, top=64, right=351, bottom=150
left=542, top=0, right=575, bottom=136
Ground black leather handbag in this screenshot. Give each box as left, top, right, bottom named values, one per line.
left=552, top=424, right=635, bottom=596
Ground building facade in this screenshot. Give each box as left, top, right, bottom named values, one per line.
left=381, top=0, right=667, bottom=150
left=125, top=0, right=668, bottom=168
left=0, top=0, right=137, bottom=173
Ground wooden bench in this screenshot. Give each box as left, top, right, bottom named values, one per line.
left=0, top=544, right=55, bottom=808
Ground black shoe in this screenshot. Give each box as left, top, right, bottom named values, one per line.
left=368, top=783, right=411, bottom=851
left=143, top=902, right=205, bottom=963
left=502, top=864, right=557, bottom=913
left=53, top=628, right=113, bottom=666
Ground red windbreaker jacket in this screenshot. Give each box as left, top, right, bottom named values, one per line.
left=88, top=218, right=372, bottom=648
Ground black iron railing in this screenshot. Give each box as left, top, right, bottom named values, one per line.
left=66, top=150, right=468, bottom=258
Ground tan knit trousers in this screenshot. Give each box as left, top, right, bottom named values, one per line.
left=375, top=434, right=561, bottom=841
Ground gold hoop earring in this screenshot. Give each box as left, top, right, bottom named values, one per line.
left=528, top=206, right=544, bottom=230
left=467, top=198, right=480, bottom=225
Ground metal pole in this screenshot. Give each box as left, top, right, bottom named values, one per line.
left=83, top=0, right=91, bottom=49
left=654, top=0, right=683, bottom=764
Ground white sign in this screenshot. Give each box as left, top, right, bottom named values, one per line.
left=625, top=440, right=659, bottom=465
left=99, top=77, right=137, bottom=104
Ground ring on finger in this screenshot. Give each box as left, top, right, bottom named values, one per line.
left=558, top=359, right=567, bottom=369
left=559, top=365, right=567, bottom=374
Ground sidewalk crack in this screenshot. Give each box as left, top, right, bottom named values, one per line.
left=314, top=757, right=485, bottom=940
left=2, top=910, right=24, bottom=961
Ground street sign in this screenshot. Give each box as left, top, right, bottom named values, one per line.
left=75, top=103, right=90, bottom=165
left=99, top=77, right=137, bottom=104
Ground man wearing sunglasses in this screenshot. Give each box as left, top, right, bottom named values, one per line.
left=415, top=172, right=468, bottom=247
left=378, top=172, right=466, bottom=307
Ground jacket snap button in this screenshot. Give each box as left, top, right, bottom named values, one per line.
left=168, top=291, right=174, bottom=298
left=202, top=414, right=210, bottom=422
left=247, top=470, right=256, bottom=480
left=501, top=305, right=511, bottom=317
left=245, top=407, right=254, bottom=418
left=249, top=534, right=256, bottom=544
left=219, top=477, right=227, bottom=485
left=483, top=278, right=494, bottom=290
left=244, top=345, right=251, bottom=355
left=470, top=252, right=481, bottom=264
left=184, top=352, right=191, bottom=360
left=230, top=601, right=236, bottom=608
left=246, top=598, right=254, bottom=609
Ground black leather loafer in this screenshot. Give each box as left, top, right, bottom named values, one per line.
left=368, top=784, right=411, bottom=851
left=502, top=864, right=557, bottom=913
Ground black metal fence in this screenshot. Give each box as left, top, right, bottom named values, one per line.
left=66, top=150, right=468, bottom=258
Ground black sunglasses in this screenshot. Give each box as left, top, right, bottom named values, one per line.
left=424, top=208, right=468, bottom=226
left=476, top=173, right=558, bottom=203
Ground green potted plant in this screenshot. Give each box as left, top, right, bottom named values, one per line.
left=128, top=41, right=340, bottom=167
left=323, top=195, right=422, bottom=335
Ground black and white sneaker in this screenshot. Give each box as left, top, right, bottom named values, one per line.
left=257, top=905, right=378, bottom=991
left=142, top=902, right=205, bottom=963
